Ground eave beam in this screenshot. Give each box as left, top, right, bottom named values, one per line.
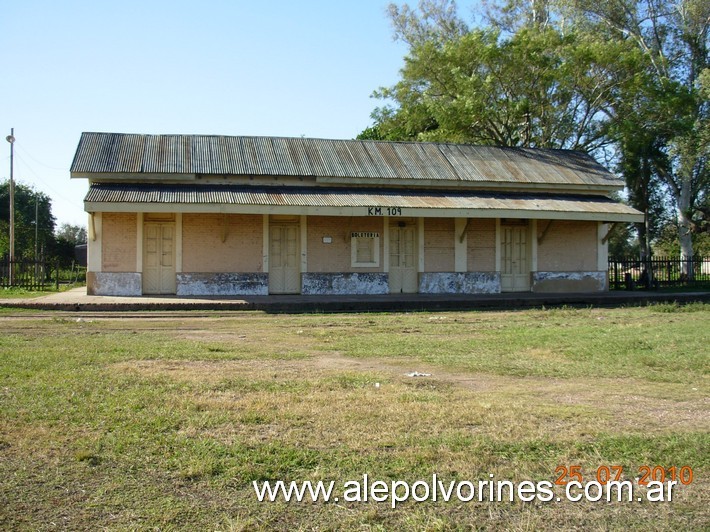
left=537, top=220, right=554, bottom=245
left=602, top=222, right=618, bottom=244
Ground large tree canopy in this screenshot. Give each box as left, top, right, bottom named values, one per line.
left=0, top=181, right=87, bottom=267
left=368, top=24, right=640, bottom=151
left=572, top=0, right=709, bottom=263
left=0, top=181, right=55, bottom=259
left=362, top=0, right=709, bottom=259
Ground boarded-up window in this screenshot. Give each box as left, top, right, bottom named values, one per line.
left=351, top=232, right=380, bottom=267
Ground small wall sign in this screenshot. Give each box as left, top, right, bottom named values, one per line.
left=367, top=207, right=403, bottom=216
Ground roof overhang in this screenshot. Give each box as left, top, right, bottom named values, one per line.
left=70, top=133, right=628, bottom=191
left=71, top=172, right=197, bottom=181
left=84, top=184, right=644, bottom=223
left=71, top=172, right=623, bottom=196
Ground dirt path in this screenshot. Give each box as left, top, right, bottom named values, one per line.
left=115, top=352, right=710, bottom=435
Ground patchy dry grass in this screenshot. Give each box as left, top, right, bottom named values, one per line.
left=0, top=284, right=84, bottom=300
left=0, top=305, right=708, bottom=530
left=0, top=287, right=52, bottom=299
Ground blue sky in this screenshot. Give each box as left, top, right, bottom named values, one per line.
left=1, top=0, right=412, bottom=226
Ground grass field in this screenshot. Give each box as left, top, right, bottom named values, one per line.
left=0, top=284, right=82, bottom=300
left=0, top=304, right=708, bottom=530
left=0, top=287, right=53, bottom=299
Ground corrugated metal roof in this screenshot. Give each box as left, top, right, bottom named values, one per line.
left=84, top=183, right=643, bottom=220
left=71, top=132, right=622, bottom=188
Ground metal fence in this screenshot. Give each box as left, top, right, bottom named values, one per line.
left=61, top=261, right=87, bottom=285
left=1, top=257, right=87, bottom=290
left=609, top=256, right=710, bottom=290
left=0, top=258, right=52, bottom=290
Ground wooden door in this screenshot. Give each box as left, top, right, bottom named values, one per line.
left=269, top=224, right=300, bottom=294
left=501, top=225, right=530, bottom=292
left=143, top=222, right=176, bottom=294
left=389, top=225, right=418, bottom=293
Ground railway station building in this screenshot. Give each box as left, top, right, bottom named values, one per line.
left=70, top=132, right=643, bottom=296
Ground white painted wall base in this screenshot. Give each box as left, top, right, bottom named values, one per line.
left=419, top=272, right=501, bottom=294
left=87, top=272, right=142, bottom=296
left=176, top=273, right=268, bottom=296
left=532, top=271, right=607, bottom=292
left=302, top=273, right=388, bottom=295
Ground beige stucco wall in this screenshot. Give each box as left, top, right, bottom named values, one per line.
left=182, top=213, right=262, bottom=272
left=307, top=216, right=384, bottom=272
left=424, top=218, right=454, bottom=272
left=97, top=212, right=600, bottom=281
left=467, top=219, right=496, bottom=271
left=102, top=212, right=136, bottom=272
left=537, top=220, right=598, bottom=271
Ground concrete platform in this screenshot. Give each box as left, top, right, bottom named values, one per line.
left=2, top=287, right=709, bottom=313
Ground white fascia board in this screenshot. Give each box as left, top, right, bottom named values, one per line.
left=315, top=176, right=624, bottom=194
left=72, top=173, right=197, bottom=181
left=84, top=202, right=644, bottom=223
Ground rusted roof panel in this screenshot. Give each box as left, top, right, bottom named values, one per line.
left=71, top=132, right=624, bottom=188
left=141, top=135, right=191, bottom=173
left=85, top=183, right=642, bottom=220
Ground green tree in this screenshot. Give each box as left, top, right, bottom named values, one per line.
left=0, top=181, right=56, bottom=260
left=483, top=0, right=556, bottom=31
left=606, top=222, right=641, bottom=257
left=53, top=223, right=88, bottom=268
left=569, top=0, right=709, bottom=268
left=56, top=223, right=87, bottom=245
left=386, top=0, right=468, bottom=48
left=363, top=0, right=708, bottom=266
left=654, top=220, right=710, bottom=256
left=364, top=2, right=641, bottom=152
left=613, top=113, right=674, bottom=257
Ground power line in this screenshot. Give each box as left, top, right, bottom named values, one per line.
left=12, top=152, right=85, bottom=209
left=15, top=143, right=69, bottom=171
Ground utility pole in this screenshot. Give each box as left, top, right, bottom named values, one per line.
left=35, top=195, right=39, bottom=261
left=35, top=195, right=40, bottom=284
left=6, top=128, right=15, bottom=285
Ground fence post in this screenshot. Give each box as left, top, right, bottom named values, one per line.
left=55, top=260, right=60, bottom=290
